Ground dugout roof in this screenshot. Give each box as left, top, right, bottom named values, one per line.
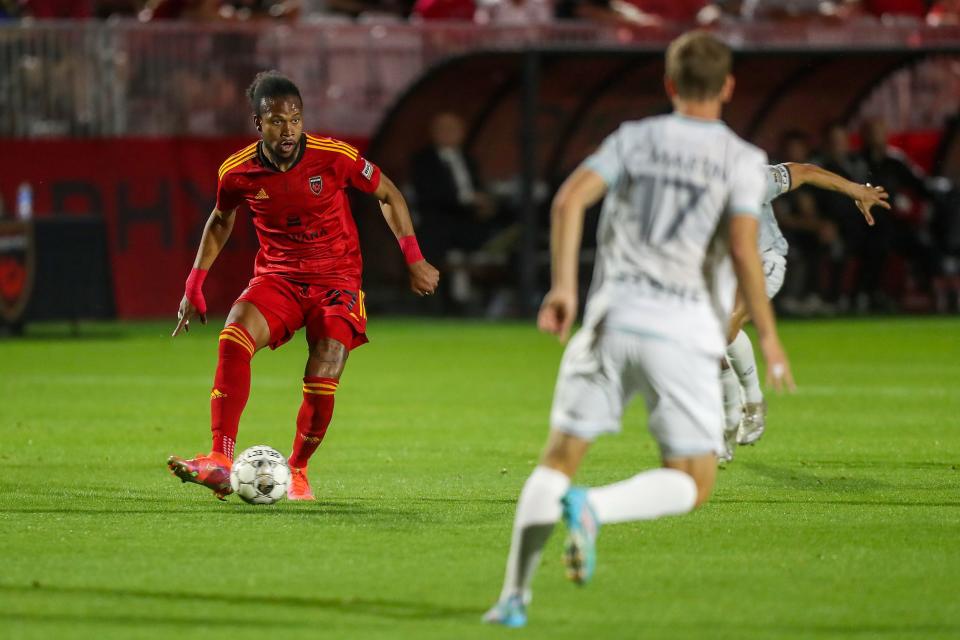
left=369, top=47, right=960, bottom=185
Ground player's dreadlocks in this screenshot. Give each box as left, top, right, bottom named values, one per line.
left=247, top=71, right=303, bottom=115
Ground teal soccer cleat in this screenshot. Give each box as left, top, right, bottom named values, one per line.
left=561, top=487, right=600, bottom=585
left=482, top=594, right=527, bottom=628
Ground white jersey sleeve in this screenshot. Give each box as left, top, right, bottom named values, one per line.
left=582, top=127, right=625, bottom=189
left=765, top=163, right=792, bottom=204
left=727, top=149, right=768, bottom=218
left=758, top=164, right=791, bottom=256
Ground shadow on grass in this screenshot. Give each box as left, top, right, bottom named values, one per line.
left=0, top=500, right=417, bottom=517
left=740, top=461, right=890, bottom=492
left=712, top=497, right=960, bottom=508
left=2, top=486, right=519, bottom=513
left=409, top=496, right=517, bottom=505
left=790, top=623, right=960, bottom=635
left=660, top=619, right=960, bottom=636
left=0, top=611, right=310, bottom=629
left=796, top=459, right=959, bottom=471
left=0, top=582, right=480, bottom=621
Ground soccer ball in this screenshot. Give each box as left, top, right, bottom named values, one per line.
left=230, top=445, right=290, bottom=505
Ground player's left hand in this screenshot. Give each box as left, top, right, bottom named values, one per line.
left=172, top=295, right=205, bottom=337
left=538, top=287, right=578, bottom=343
left=854, top=183, right=890, bottom=226
left=759, top=334, right=796, bottom=393
left=408, top=260, right=439, bottom=297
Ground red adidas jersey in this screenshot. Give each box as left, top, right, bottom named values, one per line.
left=215, top=134, right=381, bottom=289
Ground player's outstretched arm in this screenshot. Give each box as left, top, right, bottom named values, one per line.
left=785, top=163, right=890, bottom=226
left=172, top=207, right=236, bottom=337
left=373, top=174, right=439, bottom=297
left=730, top=215, right=795, bottom=392
left=539, top=168, right=608, bottom=343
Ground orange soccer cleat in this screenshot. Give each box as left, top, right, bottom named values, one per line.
left=167, top=452, right=233, bottom=500
left=287, top=466, right=315, bottom=501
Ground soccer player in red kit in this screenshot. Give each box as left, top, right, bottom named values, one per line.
left=167, top=71, right=439, bottom=501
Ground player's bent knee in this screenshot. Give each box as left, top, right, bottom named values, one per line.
left=305, top=338, right=349, bottom=378
left=225, top=302, right=271, bottom=351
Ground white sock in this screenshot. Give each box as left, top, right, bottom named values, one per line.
left=720, top=361, right=743, bottom=431
left=587, top=468, right=698, bottom=524
left=499, top=466, right=570, bottom=603
left=727, top=331, right=764, bottom=404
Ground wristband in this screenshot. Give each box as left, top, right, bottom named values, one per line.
left=398, top=235, right=424, bottom=265
left=184, top=267, right=208, bottom=314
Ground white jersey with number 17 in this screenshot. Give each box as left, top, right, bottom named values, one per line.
left=579, top=113, right=768, bottom=355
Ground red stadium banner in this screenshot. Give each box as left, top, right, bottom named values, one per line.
left=7, top=137, right=367, bottom=318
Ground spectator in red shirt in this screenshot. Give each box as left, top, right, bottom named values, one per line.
left=142, top=0, right=224, bottom=20
left=928, top=0, right=960, bottom=25
left=21, top=0, right=93, bottom=18
left=863, top=0, right=927, bottom=18
left=621, top=0, right=708, bottom=22
left=412, top=0, right=476, bottom=19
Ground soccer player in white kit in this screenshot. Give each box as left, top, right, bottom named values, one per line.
left=483, top=31, right=796, bottom=628
left=720, top=164, right=889, bottom=460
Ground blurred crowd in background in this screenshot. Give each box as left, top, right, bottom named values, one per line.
left=765, top=119, right=956, bottom=315
left=1, top=1, right=959, bottom=318
left=1, top=0, right=960, bottom=25
left=405, top=111, right=960, bottom=317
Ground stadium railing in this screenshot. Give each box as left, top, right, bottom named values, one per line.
left=2, top=20, right=960, bottom=138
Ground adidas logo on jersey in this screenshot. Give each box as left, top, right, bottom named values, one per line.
left=255, top=188, right=269, bottom=200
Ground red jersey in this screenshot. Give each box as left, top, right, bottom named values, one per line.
left=216, top=134, right=382, bottom=289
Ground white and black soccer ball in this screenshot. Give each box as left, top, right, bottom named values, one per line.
left=230, top=445, right=290, bottom=505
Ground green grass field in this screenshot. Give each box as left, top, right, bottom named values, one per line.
left=1, top=317, right=958, bottom=640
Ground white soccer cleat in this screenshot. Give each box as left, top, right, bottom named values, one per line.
left=737, top=401, right=767, bottom=445
left=718, top=422, right=739, bottom=464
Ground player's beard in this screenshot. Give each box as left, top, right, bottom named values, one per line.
left=276, top=138, right=298, bottom=158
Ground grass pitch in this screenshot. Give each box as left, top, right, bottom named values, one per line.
left=1, top=317, right=958, bottom=640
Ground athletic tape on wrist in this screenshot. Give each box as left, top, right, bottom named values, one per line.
left=398, top=235, right=424, bottom=265
left=185, top=267, right=208, bottom=314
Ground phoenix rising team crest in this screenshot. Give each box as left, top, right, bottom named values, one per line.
left=309, top=176, right=323, bottom=195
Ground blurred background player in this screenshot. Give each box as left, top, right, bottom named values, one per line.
left=483, top=31, right=794, bottom=627
left=167, top=71, right=439, bottom=501
left=720, top=162, right=890, bottom=461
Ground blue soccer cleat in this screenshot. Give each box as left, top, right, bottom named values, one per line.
left=481, top=594, right=527, bottom=628
left=561, top=487, right=600, bottom=585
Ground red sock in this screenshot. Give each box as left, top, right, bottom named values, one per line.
left=288, top=376, right=337, bottom=469
left=210, top=323, right=255, bottom=460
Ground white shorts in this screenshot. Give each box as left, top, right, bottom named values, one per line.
left=550, top=327, right=724, bottom=458
left=763, top=251, right=787, bottom=299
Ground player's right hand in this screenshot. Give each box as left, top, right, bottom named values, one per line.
left=172, top=295, right=206, bottom=337
left=537, top=288, right=577, bottom=343
left=853, top=183, right=890, bottom=226
left=408, top=259, right=440, bottom=296
left=759, top=334, right=796, bottom=393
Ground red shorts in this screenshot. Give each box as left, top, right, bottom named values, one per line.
left=236, top=275, right=369, bottom=351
